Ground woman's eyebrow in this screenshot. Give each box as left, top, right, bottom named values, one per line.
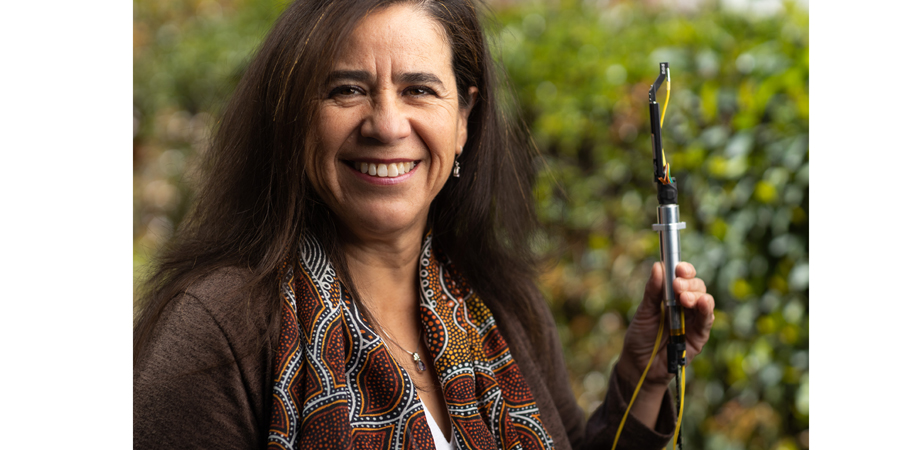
left=397, top=72, right=444, bottom=88
left=326, top=70, right=371, bottom=84
left=325, top=70, right=445, bottom=89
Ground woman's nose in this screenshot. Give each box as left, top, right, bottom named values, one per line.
left=360, top=95, right=411, bottom=143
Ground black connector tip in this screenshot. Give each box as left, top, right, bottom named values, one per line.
left=667, top=341, right=686, bottom=374
left=657, top=182, right=678, bottom=205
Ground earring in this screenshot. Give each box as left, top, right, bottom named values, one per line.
left=452, top=160, right=461, bottom=178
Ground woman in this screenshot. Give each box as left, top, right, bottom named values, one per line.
left=133, top=0, right=715, bottom=449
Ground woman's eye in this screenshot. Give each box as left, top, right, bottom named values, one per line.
left=405, top=86, right=435, bottom=97
left=328, top=85, right=363, bottom=98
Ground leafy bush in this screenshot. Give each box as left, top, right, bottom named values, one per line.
left=493, top=1, right=808, bottom=449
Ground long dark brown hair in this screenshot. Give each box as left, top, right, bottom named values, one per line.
left=134, top=0, right=545, bottom=363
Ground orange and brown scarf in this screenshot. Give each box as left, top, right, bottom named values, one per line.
left=267, top=232, right=553, bottom=449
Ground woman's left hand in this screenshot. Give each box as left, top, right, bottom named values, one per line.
left=615, top=261, right=715, bottom=407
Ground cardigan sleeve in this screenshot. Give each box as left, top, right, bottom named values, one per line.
left=134, top=275, right=273, bottom=450
left=530, top=295, right=676, bottom=450
left=577, top=363, right=677, bottom=450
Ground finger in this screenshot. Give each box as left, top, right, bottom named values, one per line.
left=643, top=262, right=664, bottom=303
left=675, top=262, right=696, bottom=279
left=680, top=291, right=715, bottom=317
left=635, top=263, right=665, bottom=320
left=703, top=294, right=715, bottom=322
left=686, top=294, right=715, bottom=347
left=678, top=290, right=704, bottom=309
left=673, top=277, right=707, bottom=296
left=678, top=291, right=706, bottom=309
left=685, top=296, right=714, bottom=342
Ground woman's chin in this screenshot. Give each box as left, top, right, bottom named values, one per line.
left=337, top=206, right=428, bottom=242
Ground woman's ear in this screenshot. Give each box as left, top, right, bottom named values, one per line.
left=456, top=86, right=479, bottom=155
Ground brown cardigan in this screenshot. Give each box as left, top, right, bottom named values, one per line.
left=134, top=267, right=675, bottom=449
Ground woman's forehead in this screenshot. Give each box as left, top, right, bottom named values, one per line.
left=332, top=4, right=452, bottom=79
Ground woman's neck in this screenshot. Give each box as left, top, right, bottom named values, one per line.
left=341, top=226, right=424, bottom=326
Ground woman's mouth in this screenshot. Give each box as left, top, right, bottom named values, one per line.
left=348, top=160, right=417, bottom=178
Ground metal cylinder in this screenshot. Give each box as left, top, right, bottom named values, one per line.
left=652, top=204, right=686, bottom=333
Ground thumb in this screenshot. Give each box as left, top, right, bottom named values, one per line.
left=640, top=262, right=664, bottom=313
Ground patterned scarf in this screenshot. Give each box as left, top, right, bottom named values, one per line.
left=267, top=231, right=554, bottom=449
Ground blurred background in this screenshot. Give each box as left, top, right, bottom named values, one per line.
left=133, top=0, right=808, bottom=448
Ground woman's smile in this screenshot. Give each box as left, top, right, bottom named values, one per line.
left=344, top=158, right=420, bottom=184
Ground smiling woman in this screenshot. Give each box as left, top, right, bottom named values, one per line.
left=133, top=0, right=714, bottom=449
left=309, top=6, right=476, bottom=243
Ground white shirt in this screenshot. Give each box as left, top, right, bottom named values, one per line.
left=421, top=400, right=457, bottom=450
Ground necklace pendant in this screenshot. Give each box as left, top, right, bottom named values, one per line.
left=412, top=352, right=426, bottom=372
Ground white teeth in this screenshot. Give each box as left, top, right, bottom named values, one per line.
left=355, top=161, right=416, bottom=178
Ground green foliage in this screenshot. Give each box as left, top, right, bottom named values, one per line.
left=494, top=1, right=808, bottom=448
left=134, top=1, right=808, bottom=449
left=133, top=0, right=287, bottom=268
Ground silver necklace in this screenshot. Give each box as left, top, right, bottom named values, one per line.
left=379, top=326, right=426, bottom=372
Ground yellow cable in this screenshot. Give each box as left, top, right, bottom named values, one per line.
left=660, top=80, right=671, bottom=127
left=672, top=309, right=686, bottom=450
left=612, top=303, right=666, bottom=450
left=659, top=79, right=672, bottom=185
left=673, top=364, right=686, bottom=450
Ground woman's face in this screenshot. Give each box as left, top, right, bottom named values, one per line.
left=309, top=4, right=476, bottom=241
